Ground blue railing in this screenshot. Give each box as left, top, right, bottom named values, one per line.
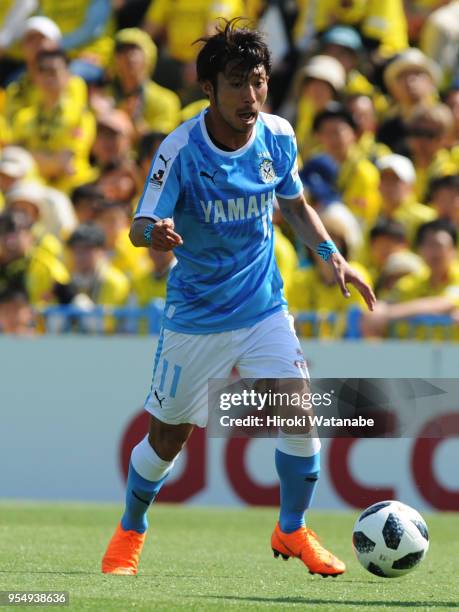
left=38, top=300, right=165, bottom=334
left=36, top=303, right=456, bottom=339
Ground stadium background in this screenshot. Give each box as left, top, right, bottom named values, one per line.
left=1, top=0, right=459, bottom=513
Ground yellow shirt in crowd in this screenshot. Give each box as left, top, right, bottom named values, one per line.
left=107, top=231, right=150, bottom=280
left=27, top=234, right=70, bottom=305
left=5, top=74, right=88, bottom=125
left=274, top=225, right=298, bottom=296
left=287, top=261, right=371, bottom=338
left=294, top=0, right=408, bottom=56
left=389, top=198, right=437, bottom=244
left=110, top=80, right=181, bottom=135
left=131, top=267, right=169, bottom=307
left=389, top=261, right=459, bottom=340
left=12, top=99, right=97, bottom=194
left=94, top=262, right=130, bottom=307
left=145, top=0, right=245, bottom=63
left=414, top=149, right=458, bottom=203
left=338, top=148, right=381, bottom=228
left=39, top=0, right=115, bottom=66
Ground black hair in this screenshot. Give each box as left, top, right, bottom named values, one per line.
left=138, top=131, right=167, bottom=163
left=71, top=183, right=104, bottom=207
left=195, top=18, right=271, bottom=90
left=67, top=223, right=106, bottom=249
left=312, top=102, right=357, bottom=133
left=369, top=219, right=407, bottom=243
left=427, top=173, right=459, bottom=200
left=0, top=286, right=28, bottom=305
left=115, top=41, right=138, bottom=53
left=415, top=218, right=458, bottom=249
left=97, top=199, right=132, bottom=216
left=36, top=48, right=68, bottom=65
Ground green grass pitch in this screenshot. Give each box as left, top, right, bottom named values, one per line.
left=0, top=503, right=458, bottom=611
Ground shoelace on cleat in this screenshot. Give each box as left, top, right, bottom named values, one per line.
left=301, top=528, right=334, bottom=562
left=109, top=530, right=144, bottom=557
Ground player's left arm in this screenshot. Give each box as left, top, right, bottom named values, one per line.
left=277, top=193, right=376, bottom=311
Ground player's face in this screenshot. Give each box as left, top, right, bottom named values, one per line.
left=210, top=65, right=268, bottom=134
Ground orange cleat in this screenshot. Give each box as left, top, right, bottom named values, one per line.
left=271, top=522, right=346, bottom=577
left=101, top=523, right=147, bottom=575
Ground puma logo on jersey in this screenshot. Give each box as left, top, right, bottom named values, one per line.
left=154, top=390, right=166, bottom=409
left=200, top=169, right=219, bottom=184
left=159, top=154, right=171, bottom=168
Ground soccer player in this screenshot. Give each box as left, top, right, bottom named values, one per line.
left=102, top=19, right=375, bottom=577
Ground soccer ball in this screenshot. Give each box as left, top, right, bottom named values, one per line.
left=352, top=500, right=429, bottom=578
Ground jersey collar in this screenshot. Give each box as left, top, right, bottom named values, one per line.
left=199, top=109, right=257, bottom=157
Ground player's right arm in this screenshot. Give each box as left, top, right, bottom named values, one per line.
left=130, top=132, right=184, bottom=250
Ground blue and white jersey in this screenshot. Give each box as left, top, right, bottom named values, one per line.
left=135, top=110, right=303, bottom=334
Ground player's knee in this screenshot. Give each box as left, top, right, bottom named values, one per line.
left=149, top=430, right=188, bottom=461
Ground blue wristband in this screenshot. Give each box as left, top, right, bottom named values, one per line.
left=144, top=222, right=155, bottom=244
left=316, top=240, right=338, bottom=262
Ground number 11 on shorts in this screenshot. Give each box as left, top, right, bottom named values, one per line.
left=158, top=359, right=182, bottom=398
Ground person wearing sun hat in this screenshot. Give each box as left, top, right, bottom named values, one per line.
left=6, top=180, right=77, bottom=240
left=11, top=48, right=97, bottom=194
left=377, top=48, right=442, bottom=155
left=321, top=26, right=370, bottom=94
left=321, top=25, right=389, bottom=118
left=5, top=16, right=88, bottom=126
left=376, top=153, right=437, bottom=242
left=103, top=28, right=181, bottom=138
left=293, top=54, right=346, bottom=160
left=358, top=153, right=436, bottom=280
left=405, top=103, right=456, bottom=202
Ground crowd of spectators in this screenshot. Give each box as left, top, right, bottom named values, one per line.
left=0, top=0, right=459, bottom=339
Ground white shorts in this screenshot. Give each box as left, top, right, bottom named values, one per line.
left=145, top=310, right=309, bottom=427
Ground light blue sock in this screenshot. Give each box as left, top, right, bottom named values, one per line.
left=275, top=448, right=320, bottom=533
left=121, top=461, right=168, bottom=533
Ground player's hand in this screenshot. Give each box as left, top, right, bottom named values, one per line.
left=329, top=253, right=376, bottom=311
left=151, top=218, right=183, bottom=251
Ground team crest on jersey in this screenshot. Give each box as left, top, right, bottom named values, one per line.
left=259, top=158, right=276, bottom=184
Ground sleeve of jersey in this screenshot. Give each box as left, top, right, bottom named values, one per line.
left=275, top=133, right=304, bottom=200
left=134, top=147, right=181, bottom=221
